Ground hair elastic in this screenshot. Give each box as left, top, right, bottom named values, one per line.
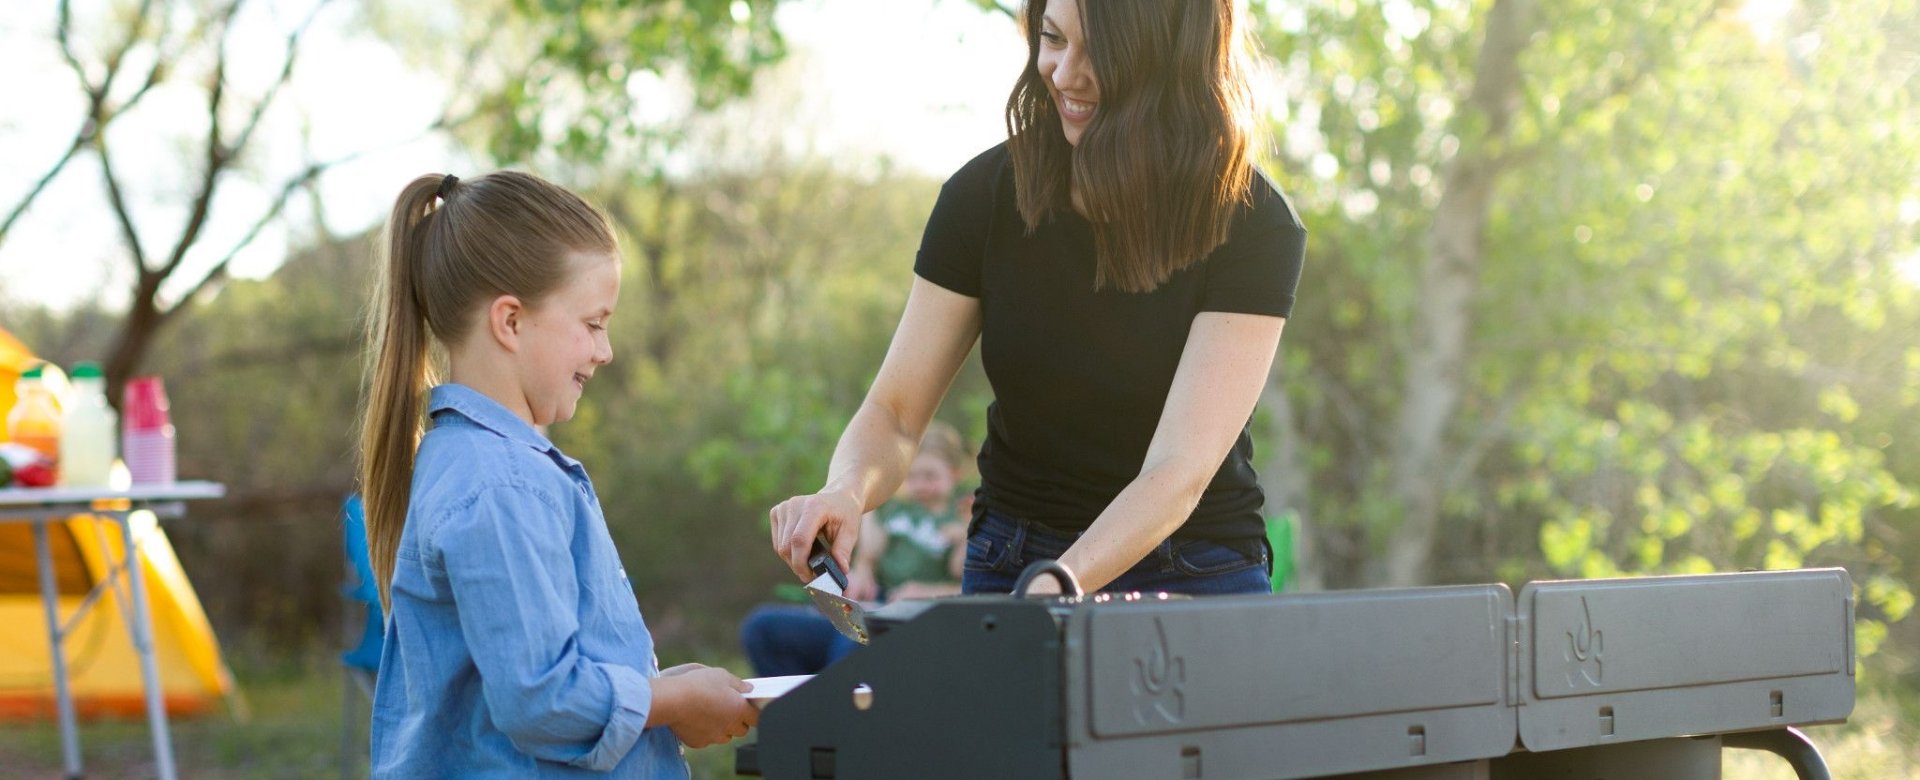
left=438, top=174, right=460, bottom=199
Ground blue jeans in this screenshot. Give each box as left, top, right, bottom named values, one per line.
left=739, top=604, right=860, bottom=677
left=960, top=511, right=1272, bottom=596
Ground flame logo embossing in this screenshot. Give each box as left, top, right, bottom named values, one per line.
left=1563, top=596, right=1604, bottom=688
left=1130, top=616, right=1186, bottom=725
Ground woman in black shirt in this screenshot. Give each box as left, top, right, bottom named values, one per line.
left=770, top=0, right=1305, bottom=596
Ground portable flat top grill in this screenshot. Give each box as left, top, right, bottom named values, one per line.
left=736, top=566, right=1853, bottom=780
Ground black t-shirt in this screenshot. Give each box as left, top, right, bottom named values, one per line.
left=915, top=143, right=1307, bottom=542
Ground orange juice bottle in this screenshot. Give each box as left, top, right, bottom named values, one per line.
left=7, top=364, right=63, bottom=462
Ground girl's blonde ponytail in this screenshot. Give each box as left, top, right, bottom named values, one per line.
left=358, top=171, right=616, bottom=609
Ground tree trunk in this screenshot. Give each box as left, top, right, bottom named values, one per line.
left=1380, top=0, right=1535, bottom=587
left=103, top=272, right=169, bottom=410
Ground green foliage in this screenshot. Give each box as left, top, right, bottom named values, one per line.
left=519, top=0, right=788, bottom=162
left=0, top=154, right=976, bottom=654
left=529, top=157, right=988, bottom=647
left=687, top=368, right=850, bottom=509
left=1256, top=0, right=1920, bottom=644
left=369, top=0, right=790, bottom=164
left=11, top=0, right=1917, bottom=687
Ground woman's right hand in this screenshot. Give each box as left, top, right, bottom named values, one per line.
left=769, top=490, right=864, bottom=581
left=653, top=666, right=757, bottom=748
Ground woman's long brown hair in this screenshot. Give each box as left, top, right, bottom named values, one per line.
left=1006, top=0, right=1258, bottom=293
left=360, top=171, right=616, bottom=609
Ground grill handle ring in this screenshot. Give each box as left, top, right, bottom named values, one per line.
left=1012, top=559, right=1084, bottom=598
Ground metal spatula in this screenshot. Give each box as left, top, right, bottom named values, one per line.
left=804, top=536, right=870, bottom=645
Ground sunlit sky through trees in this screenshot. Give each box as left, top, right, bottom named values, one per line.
left=0, top=0, right=1022, bottom=311
left=1, top=0, right=1913, bottom=311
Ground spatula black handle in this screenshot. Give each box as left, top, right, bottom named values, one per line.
left=807, top=535, right=849, bottom=591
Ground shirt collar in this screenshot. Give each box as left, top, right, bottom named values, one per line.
left=426, top=384, right=583, bottom=470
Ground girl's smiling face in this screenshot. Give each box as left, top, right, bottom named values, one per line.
left=514, top=253, right=619, bottom=426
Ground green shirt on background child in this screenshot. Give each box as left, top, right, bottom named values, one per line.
left=873, top=498, right=957, bottom=588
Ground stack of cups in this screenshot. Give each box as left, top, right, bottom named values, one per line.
left=123, top=376, right=177, bottom=485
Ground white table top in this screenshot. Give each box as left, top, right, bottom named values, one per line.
left=0, top=481, right=226, bottom=509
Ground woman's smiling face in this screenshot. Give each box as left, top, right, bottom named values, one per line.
left=1037, top=0, right=1099, bottom=146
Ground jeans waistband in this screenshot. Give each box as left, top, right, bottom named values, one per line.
left=975, top=509, right=1077, bottom=542
left=966, top=510, right=1273, bottom=596
left=975, top=509, right=1168, bottom=573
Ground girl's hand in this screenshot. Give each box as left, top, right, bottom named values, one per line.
left=769, top=490, right=864, bottom=581
left=654, top=667, right=758, bottom=748
left=658, top=663, right=705, bottom=678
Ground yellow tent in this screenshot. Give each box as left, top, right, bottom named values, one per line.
left=0, top=326, right=32, bottom=413
left=0, top=328, right=234, bottom=719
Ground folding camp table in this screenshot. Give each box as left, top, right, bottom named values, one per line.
left=0, top=481, right=225, bottom=780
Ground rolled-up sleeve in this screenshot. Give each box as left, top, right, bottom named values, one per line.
left=433, top=485, right=654, bottom=770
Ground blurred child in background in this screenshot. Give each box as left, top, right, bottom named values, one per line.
left=739, top=421, right=970, bottom=677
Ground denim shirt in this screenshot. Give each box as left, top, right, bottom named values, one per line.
left=370, top=384, right=687, bottom=778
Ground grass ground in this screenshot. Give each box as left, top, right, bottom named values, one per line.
left=0, top=654, right=344, bottom=779
left=0, top=650, right=750, bottom=780
left=1, top=655, right=1913, bottom=779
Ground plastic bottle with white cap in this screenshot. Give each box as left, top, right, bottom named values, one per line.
left=58, top=362, right=117, bottom=488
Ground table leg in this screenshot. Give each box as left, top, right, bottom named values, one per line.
left=33, top=521, right=84, bottom=780
left=116, top=511, right=177, bottom=780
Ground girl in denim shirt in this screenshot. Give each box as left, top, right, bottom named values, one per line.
left=360, top=171, right=757, bottom=778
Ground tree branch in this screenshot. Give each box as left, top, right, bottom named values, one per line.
left=163, top=161, right=330, bottom=318
left=96, top=0, right=162, bottom=101
left=91, top=129, right=149, bottom=271
left=224, top=0, right=332, bottom=162
left=158, top=0, right=330, bottom=283
left=117, top=48, right=169, bottom=116
left=5, top=0, right=163, bottom=247
left=159, top=0, right=244, bottom=280
left=159, top=110, right=433, bottom=315
left=55, top=0, right=91, bottom=94
left=0, top=135, right=89, bottom=245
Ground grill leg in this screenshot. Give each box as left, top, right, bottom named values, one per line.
left=1724, top=727, right=1832, bottom=780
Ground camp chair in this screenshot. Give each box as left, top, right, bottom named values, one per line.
left=339, top=496, right=383, bottom=779
left=1267, top=512, right=1296, bottom=593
